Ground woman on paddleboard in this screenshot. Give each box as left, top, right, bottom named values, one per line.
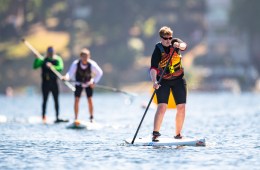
left=150, top=26, right=187, bottom=142
left=33, top=46, right=68, bottom=124
left=63, top=48, right=103, bottom=124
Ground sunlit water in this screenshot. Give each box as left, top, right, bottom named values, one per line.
left=0, top=92, right=259, bottom=170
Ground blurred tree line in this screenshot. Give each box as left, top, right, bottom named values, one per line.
left=1, top=0, right=259, bottom=93
left=230, top=0, right=260, bottom=74
left=0, top=0, right=206, bottom=93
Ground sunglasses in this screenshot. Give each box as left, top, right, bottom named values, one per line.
left=161, top=36, right=172, bottom=40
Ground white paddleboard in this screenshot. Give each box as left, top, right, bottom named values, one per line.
left=28, top=116, right=55, bottom=125
left=125, top=137, right=206, bottom=146
left=66, top=121, right=103, bottom=130
left=0, top=115, right=7, bottom=123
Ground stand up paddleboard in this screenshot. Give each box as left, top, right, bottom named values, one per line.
left=125, top=137, right=206, bottom=146
left=66, top=121, right=103, bottom=130
left=28, top=116, right=55, bottom=125
left=0, top=115, right=7, bottom=123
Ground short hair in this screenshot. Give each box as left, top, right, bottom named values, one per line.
left=159, top=26, right=173, bottom=37
left=47, top=46, right=54, bottom=53
left=80, top=48, right=90, bottom=56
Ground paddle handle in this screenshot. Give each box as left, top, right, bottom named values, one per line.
left=21, top=39, right=43, bottom=60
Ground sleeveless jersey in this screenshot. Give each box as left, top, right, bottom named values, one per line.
left=75, top=61, right=92, bottom=83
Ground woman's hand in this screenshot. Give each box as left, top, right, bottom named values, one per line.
left=153, top=81, right=161, bottom=89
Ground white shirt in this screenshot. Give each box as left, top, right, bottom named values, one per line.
left=65, top=59, right=103, bottom=86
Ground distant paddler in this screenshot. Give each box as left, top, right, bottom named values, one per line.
left=62, top=48, right=103, bottom=125
left=33, top=46, right=69, bottom=124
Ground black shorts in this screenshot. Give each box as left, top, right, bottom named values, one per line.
left=156, top=77, right=187, bottom=105
left=75, top=85, right=93, bottom=98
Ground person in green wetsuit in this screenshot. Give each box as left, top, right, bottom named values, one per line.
left=33, top=46, right=68, bottom=124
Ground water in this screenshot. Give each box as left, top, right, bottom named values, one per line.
left=0, top=92, right=259, bottom=170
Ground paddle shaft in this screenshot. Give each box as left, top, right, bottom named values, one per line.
left=131, top=48, right=176, bottom=144
left=69, top=80, right=135, bottom=96
left=95, top=84, right=136, bottom=96
left=21, top=39, right=75, bottom=92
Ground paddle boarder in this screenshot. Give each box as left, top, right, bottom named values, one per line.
left=63, top=48, right=103, bottom=124
left=33, top=46, right=68, bottom=123
left=150, top=26, right=187, bottom=141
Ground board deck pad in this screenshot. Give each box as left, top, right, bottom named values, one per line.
left=125, top=137, right=206, bottom=146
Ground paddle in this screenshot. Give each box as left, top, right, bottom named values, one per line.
left=131, top=47, right=176, bottom=144
left=93, top=84, right=137, bottom=104
left=95, top=84, right=136, bottom=96
left=68, top=80, right=135, bottom=96
left=68, top=80, right=136, bottom=104
left=21, top=38, right=76, bottom=92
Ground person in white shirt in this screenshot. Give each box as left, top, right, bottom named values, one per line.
left=63, top=48, right=103, bottom=124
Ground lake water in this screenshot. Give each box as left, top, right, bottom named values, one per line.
left=0, top=92, right=259, bottom=170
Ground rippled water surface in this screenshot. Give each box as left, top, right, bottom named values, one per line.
left=0, top=92, right=259, bottom=170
